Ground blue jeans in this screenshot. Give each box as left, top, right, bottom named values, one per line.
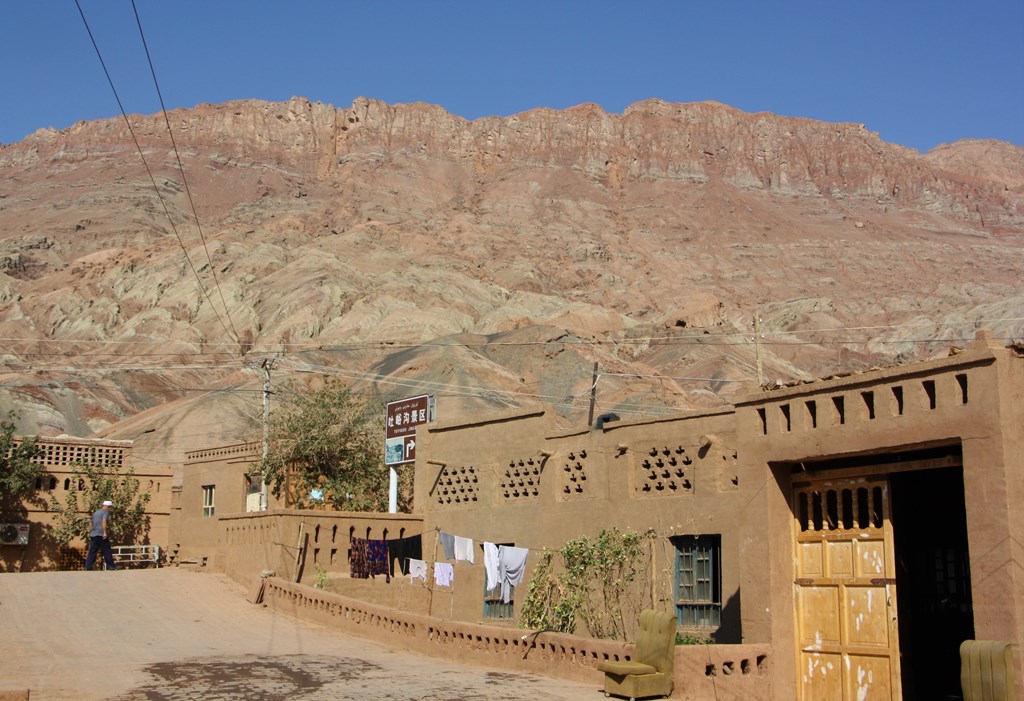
left=85, top=536, right=116, bottom=570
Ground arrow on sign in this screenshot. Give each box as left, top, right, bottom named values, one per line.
left=405, top=439, right=416, bottom=457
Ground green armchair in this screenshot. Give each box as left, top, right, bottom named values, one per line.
left=597, top=609, right=677, bottom=700
left=960, top=640, right=1016, bottom=701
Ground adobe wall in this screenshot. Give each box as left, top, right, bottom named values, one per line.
left=735, top=334, right=1023, bottom=698
left=170, top=443, right=270, bottom=566
left=412, top=405, right=742, bottom=638
left=261, top=577, right=773, bottom=701
left=984, top=344, right=1024, bottom=671
left=219, top=510, right=424, bottom=586
left=0, top=436, right=172, bottom=572
left=166, top=334, right=1023, bottom=700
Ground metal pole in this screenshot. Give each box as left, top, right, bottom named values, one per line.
left=261, top=358, right=273, bottom=510
left=587, top=362, right=599, bottom=427
left=753, top=315, right=764, bottom=386
left=388, top=465, right=398, bottom=514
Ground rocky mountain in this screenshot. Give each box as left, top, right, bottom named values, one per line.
left=1, top=97, right=1022, bottom=466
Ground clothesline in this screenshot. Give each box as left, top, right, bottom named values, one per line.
left=353, top=524, right=690, bottom=557
left=351, top=525, right=685, bottom=598
left=425, top=525, right=551, bottom=555
left=347, top=530, right=529, bottom=603
left=425, top=525, right=679, bottom=556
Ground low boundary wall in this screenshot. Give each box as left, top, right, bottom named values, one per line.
left=220, top=510, right=424, bottom=585
left=262, top=577, right=772, bottom=700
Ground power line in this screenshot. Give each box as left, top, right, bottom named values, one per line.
left=3, top=315, right=1016, bottom=422
left=601, top=371, right=747, bottom=383
left=0, top=333, right=1006, bottom=362
left=0, top=321, right=999, bottom=399
left=1, top=315, right=1020, bottom=356
left=73, top=0, right=239, bottom=347
left=275, top=359, right=689, bottom=410
left=164, top=327, right=1024, bottom=353
left=129, top=0, right=240, bottom=345
left=0, top=382, right=266, bottom=395
left=0, top=337, right=242, bottom=347
left=0, top=363, right=249, bottom=372
left=4, top=351, right=240, bottom=360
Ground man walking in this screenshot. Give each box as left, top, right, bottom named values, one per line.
left=84, top=500, right=117, bottom=571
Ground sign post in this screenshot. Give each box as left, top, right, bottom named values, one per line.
left=385, top=395, right=434, bottom=513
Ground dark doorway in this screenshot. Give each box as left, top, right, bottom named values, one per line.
left=891, top=467, right=974, bottom=700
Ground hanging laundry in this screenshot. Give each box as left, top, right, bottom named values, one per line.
left=483, top=542, right=500, bottom=591
left=387, top=534, right=423, bottom=577
left=434, top=561, right=454, bottom=587
left=366, top=539, right=391, bottom=582
left=439, top=531, right=456, bottom=560
left=453, top=535, right=475, bottom=563
left=408, top=558, right=427, bottom=582
left=349, top=538, right=370, bottom=578
left=497, top=546, right=529, bottom=603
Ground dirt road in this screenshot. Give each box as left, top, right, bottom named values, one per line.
left=0, top=569, right=601, bottom=701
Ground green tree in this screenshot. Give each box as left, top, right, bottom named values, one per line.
left=0, top=412, right=43, bottom=517
left=520, top=528, right=654, bottom=640
left=258, top=379, right=406, bottom=512
left=48, top=459, right=152, bottom=548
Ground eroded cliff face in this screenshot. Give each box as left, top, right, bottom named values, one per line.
left=1, top=97, right=1022, bottom=460
left=335, top=97, right=1021, bottom=225
left=6, top=96, right=1021, bottom=222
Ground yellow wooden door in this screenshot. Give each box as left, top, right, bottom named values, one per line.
left=794, top=475, right=902, bottom=701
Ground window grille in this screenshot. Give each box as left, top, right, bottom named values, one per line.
left=672, top=534, right=721, bottom=628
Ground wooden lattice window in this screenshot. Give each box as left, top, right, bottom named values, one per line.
left=672, top=535, right=721, bottom=629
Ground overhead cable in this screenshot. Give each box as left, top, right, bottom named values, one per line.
left=1, top=315, right=1020, bottom=355
left=73, top=0, right=239, bottom=346
left=130, top=0, right=240, bottom=345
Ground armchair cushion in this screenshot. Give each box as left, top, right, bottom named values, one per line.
left=597, top=660, right=658, bottom=676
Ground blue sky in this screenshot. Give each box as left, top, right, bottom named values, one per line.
left=1, top=1, right=1022, bottom=152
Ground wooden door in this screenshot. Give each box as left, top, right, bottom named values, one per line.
left=794, top=475, right=902, bottom=701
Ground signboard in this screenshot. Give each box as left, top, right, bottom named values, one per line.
left=385, top=395, right=434, bottom=465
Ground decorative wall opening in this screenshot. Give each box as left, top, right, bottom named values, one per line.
left=637, top=445, right=692, bottom=495
left=500, top=457, right=541, bottom=501
left=862, top=391, right=875, bottom=420
left=805, top=400, right=817, bottom=429
left=922, top=379, right=936, bottom=410
left=558, top=450, right=589, bottom=499
left=435, top=465, right=479, bottom=506
left=955, top=373, right=968, bottom=404
left=891, top=385, right=904, bottom=416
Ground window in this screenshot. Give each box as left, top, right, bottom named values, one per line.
left=672, top=534, right=721, bottom=628
left=244, top=475, right=264, bottom=513
left=245, top=475, right=261, bottom=495
left=483, top=543, right=516, bottom=619
left=202, top=485, right=215, bottom=518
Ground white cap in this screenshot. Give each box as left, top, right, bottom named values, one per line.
left=102, top=500, right=113, bottom=506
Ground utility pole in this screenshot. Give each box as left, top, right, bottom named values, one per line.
left=587, top=362, right=599, bottom=427
left=260, top=357, right=274, bottom=511
left=753, top=314, right=764, bottom=386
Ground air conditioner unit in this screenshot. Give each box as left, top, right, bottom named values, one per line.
left=0, top=523, right=30, bottom=545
